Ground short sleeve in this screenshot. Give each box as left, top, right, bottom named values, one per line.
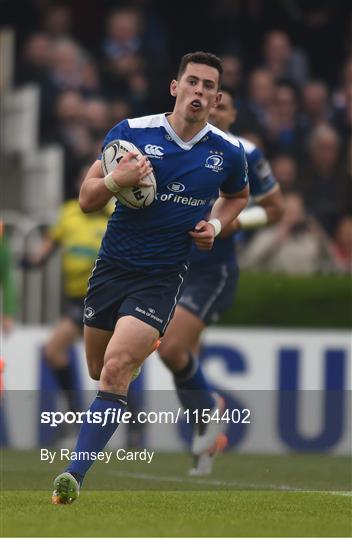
left=247, top=147, right=277, bottom=200
left=220, top=142, right=248, bottom=195
left=98, top=119, right=131, bottom=160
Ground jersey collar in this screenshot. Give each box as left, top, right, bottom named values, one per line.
left=162, top=114, right=211, bottom=151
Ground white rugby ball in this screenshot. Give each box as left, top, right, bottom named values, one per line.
left=102, top=139, right=157, bottom=209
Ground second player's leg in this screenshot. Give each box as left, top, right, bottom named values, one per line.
left=159, top=303, right=216, bottom=426
left=159, top=295, right=228, bottom=475
left=159, top=305, right=205, bottom=372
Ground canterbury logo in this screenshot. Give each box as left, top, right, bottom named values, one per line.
left=144, top=144, right=164, bottom=158
left=84, top=306, right=95, bottom=319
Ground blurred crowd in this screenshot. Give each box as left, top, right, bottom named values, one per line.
left=4, top=0, right=352, bottom=274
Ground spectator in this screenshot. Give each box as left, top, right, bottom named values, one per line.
left=271, top=154, right=298, bottom=194
left=101, top=7, right=156, bottom=93
left=53, top=90, right=86, bottom=141
left=331, top=216, right=352, bottom=273
left=41, top=3, right=72, bottom=39
left=16, top=33, right=57, bottom=140
left=240, top=193, right=332, bottom=274
left=17, top=33, right=53, bottom=83
left=83, top=98, right=110, bottom=140
left=101, top=5, right=168, bottom=71
left=333, top=58, right=352, bottom=156
left=127, top=70, right=152, bottom=116
left=49, top=38, right=95, bottom=95
left=300, top=124, right=350, bottom=234
left=109, top=98, right=132, bottom=126
left=266, top=82, right=306, bottom=157
left=52, top=91, right=92, bottom=198
left=80, top=59, right=102, bottom=97
left=332, top=56, right=352, bottom=112
left=102, top=8, right=144, bottom=63
left=236, top=68, right=275, bottom=136
left=262, top=30, right=309, bottom=86
left=302, top=81, right=333, bottom=130
left=220, top=55, right=243, bottom=98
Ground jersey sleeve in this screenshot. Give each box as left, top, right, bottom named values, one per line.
left=220, top=142, right=249, bottom=195
left=98, top=119, right=131, bottom=160
left=247, top=146, right=277, bottom=200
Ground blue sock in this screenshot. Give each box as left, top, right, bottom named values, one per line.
left=66, top=390, right=127, bottom=484
left=174, top=354, right=215, bottom=417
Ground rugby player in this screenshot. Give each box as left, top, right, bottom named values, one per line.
left=52, top=52, right=249, bottom=504
left=158, top=89, right=284, bottom=475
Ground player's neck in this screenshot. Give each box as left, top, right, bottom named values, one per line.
left=166, top=112, right=207, bottom=142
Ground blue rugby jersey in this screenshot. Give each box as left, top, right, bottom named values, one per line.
left=190, top=135, right=278, bottom=267
left=97, top=114, right=248, bottom=273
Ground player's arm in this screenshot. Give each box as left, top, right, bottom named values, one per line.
left=220, top=186, right=284, bottom=236
left=21, top=234, right=58, bottom=269
left=189, top=184, right=249, bottom=250
left=79, top=154, right=153, bottom=213
left=29, top=236, right=57, bottom=265
left=190, top=142, right=249, bottom=250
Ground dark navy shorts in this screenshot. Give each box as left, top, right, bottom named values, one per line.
left=178, top=262, right=239, bottom=325
left=83, top=258, right=188, bottom=336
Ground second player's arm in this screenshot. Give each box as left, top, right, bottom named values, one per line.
left=220, top=186, right=284, bottom=236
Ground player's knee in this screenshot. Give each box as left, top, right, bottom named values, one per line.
left=158, top=339, right=185, bottom=370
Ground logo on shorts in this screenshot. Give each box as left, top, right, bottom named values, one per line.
left=205, top=151, right=223, bottom=172
left=135, top=306, right=163, bottom=323
left=84, top=306, right=95, bottom=319
left=144, top=144, right=164, bottom=159
left=167, top=182, right=185, bottom=193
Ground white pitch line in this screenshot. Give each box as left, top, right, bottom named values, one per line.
left=1, top=464, right=350, bottom=496
left=111, top=470, right=352, bottom=496
left=329, top=491, right=352, bottom=497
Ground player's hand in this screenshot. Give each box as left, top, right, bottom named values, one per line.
left=111, top=152, right=154, bottom=188
left=189, top=220, right=215, bottom=250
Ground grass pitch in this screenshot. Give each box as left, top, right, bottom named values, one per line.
left=1, top=450, right=351, bottom=537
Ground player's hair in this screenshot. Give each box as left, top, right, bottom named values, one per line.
left=177, top=52, right=223, bottom=86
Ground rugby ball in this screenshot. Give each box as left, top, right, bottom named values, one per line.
left=102, top=140, right=157, bottom=209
